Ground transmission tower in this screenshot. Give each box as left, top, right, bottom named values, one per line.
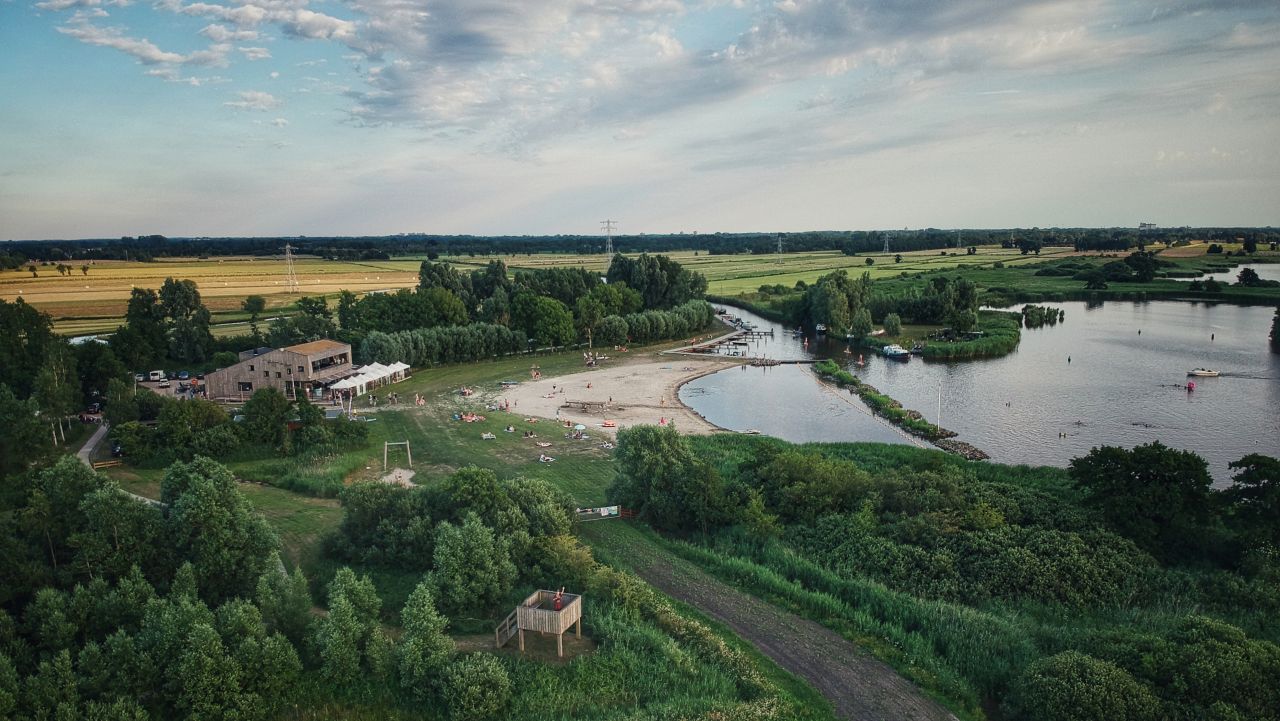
left=283, top=243, right=300, bottom=294
left=882, top=232, right=891, bottom=254
left=776, top=234, right=784, bottom=264
left=601, top=220, right=618, bottom=256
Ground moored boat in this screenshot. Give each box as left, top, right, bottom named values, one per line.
left=1187, top=368, right=1220, bottom=377
left=882, top=344, right=910, bottom=360
left=815, top=323, right=827, bottom=334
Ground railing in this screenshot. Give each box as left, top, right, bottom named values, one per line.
left=91, top=460, right=122, bottom=470
left=494, top=609, right=518, bottom=649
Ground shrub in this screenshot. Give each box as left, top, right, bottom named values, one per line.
left=441, top=654, right=511, bottom=721
left=1007, top=651, right=1158, bottom=721
left=882, top=313, right=902, bottom=336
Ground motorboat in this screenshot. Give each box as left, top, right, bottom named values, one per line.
left=1187, top=368, right=1220, bottom=377
left=815, top=324, right=827, bottom=334
left=882, top=344, right=911, bottom=360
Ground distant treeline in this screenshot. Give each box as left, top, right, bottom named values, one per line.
left=6, top=227, right=1280, bottom=262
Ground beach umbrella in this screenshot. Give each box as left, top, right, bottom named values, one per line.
left=574, top=424, right=586, bottom=430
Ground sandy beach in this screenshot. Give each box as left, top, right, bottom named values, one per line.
left=499, top=353, right=739, bottom=435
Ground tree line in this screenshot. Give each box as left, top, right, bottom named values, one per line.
left=11, top=227, right=1280, bottom=262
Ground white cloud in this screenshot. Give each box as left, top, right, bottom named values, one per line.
left=271, top=117, right=288, bottom=126
left=224, top=90, right=282, bottom=110
left=238, top=46, right=272, bottom=60
left=56, top=23, right=186, bottom=64
left=199, top=24, right=259, bottom=42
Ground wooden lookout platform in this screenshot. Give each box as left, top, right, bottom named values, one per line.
left=495, top=589, right=583, bottom=658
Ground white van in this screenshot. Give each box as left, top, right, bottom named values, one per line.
left=149, top=370, right=166, bottom=382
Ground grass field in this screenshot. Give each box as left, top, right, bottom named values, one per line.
left=450, top=245, right=1081, bottom=295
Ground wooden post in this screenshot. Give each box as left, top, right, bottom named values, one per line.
left=406, top=442, right=412, bottom=466
left=576, top=618, right=582, bottom=638
left=557, top=631, right=563, bottom=658
left=518, top=629, right=524, bottom=653
left=494, top=627, right=500, bottom=648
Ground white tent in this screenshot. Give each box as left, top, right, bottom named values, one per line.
left=330, top=362, right=409, bottom=396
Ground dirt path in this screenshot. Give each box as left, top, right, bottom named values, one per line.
left=628, top=546, right=958, bottom=721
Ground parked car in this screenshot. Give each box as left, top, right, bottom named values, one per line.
left=178, top=370, right=190, bottom=380
left=159, top=379, right=171, bottom=388
left=135, top=372, right=145, bottom=382
left=87, top=402, right=101, bottom=414
left=195, top=373, right=205, bottom=380
left=149, top=370, right=165, bottom=382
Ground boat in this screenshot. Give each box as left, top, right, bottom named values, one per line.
left=815, top=323, right=827, bottom=334
left=1187, top=368, right=1220, bottom=377
left=742, top=429, right=761, bottom=435
left=881, top=344, right=911, bottom=360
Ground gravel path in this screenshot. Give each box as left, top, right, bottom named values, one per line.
left=634, top=554, right=959, bottom=721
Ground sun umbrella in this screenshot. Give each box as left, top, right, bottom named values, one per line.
left=574, top=424, right=586, bottom=430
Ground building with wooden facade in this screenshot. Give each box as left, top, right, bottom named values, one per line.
left=203, top=339, right=353, bottom=402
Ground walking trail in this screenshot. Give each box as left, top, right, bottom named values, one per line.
left=77, top=423, right=164, bottom=507
left=588, top=525, right=959, bottom=721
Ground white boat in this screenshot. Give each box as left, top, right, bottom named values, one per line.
left=882, top=344, right=910, bottom=360
left=1187, top=368, right=1219, bottom=377
left=815, top=323, right=827, bottom=333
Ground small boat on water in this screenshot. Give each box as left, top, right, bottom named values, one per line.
left=742, top=429, right=761, bottom=435
left=815, top=324, right=827, bottom=334
left=882, top=344, right=911, bottom=360
left=1187, top=368, right=1220, bottom=377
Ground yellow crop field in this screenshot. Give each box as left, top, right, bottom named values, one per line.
left=0, top=256, right=421, bottom=335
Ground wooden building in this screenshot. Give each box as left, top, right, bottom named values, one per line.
left=495, top=589, right=583, bottom=657
left=204, top=339, right=353, bottom=402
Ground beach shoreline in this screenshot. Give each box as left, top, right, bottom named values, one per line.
left=498, top=352, right=739, bottom=436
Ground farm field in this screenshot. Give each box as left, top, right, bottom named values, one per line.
left=449, top=245, right=1082, bottom=295
left=10, top=243, right=1270, bottom=337
left=0, top=255, right=421, bottom=335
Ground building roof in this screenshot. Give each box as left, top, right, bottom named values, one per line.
left=283, top=339, right=350, bottom=356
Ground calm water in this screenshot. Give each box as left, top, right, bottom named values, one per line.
left=1174, top=262, right=1280, bottom=284
left=682, top=302, right=1280, bottom=484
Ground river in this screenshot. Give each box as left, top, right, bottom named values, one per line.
left=680, top=301, right=1280, bottom=484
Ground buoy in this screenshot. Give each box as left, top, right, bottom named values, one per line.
left=1187, top=381, right=1196, bottom=392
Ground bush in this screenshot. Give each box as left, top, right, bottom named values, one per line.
left=1008, top=651, right=1158, bottom=721
left=441, top=654, right=511, bottom=721
left=882, top=313, right=902, bottom=336
left=190, top=424, right=241, bottom=457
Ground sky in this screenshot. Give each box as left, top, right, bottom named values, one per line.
left=2, top=0, right=1279, bottom=240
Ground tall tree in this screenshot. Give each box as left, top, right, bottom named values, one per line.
left=575, top=295, right=605, bottom=349
left=1069, top=442, right=1215, bottom=561
left=430, top=514, right=515, bottom=614
left=32, top=344, right=78, bottom=444
left=398, top=581, right=452, bottom=700
left=159, top=278, right=214, bottom=363
left=0, top=384, right=48, bottom=478
left=608, top=424, right=725, bottom=534
left=161, top=457, right=279, bottom=604
left=241, top=295, right=267, bottom=342
left=0, top=298, right=57, bottom=398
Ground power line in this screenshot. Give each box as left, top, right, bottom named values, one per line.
left=601, top=220, right=617, bottom=256
left=283, top=243, right=300, bottom=294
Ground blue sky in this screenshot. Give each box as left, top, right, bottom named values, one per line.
left=2, top=0, right=1278, bottom=239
